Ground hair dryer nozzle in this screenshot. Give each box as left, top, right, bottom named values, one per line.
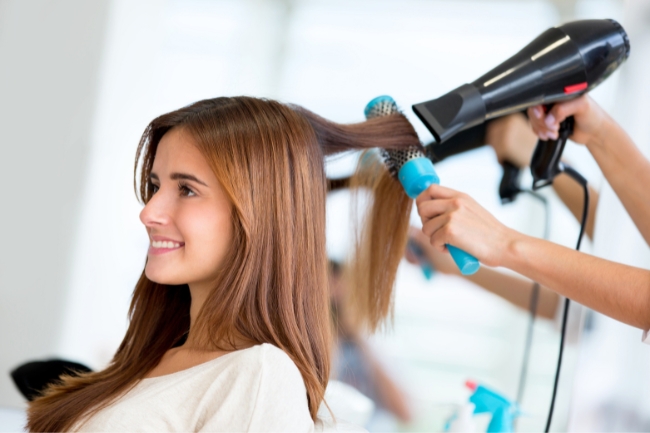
left=413, top=19, right=629, bottom=144
left=413, top=84, right=486, bottom=143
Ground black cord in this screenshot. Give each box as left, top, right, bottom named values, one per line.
left=544, top=164, right=589, bottom=432
left=516, top=189, right=550, bottom=405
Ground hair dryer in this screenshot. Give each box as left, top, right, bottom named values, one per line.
left=414, top=19, right=628, bottom=142
left=414, top=19, right=629, bottom=189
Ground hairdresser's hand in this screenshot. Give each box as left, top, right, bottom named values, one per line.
left=406, top=226, right=460, bottom=275
left=486, top=113, right=538, bottom=168
left=416, top=185, right=519, bottom=267
left=528, top=95, right=613, bottom=149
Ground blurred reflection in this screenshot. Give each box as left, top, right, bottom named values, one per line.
left=329, top=259, right=413, bottom=430
left=406, top=227, right=560, bottom=321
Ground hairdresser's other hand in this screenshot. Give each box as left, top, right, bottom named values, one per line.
left=527, top=95, right=612, bottom=148
left=486, top=113, right=538, bottom=168
left=416, top=185, right=518, bottom=267
left=406, top=227, right=460, bottom=275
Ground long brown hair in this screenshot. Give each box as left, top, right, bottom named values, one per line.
left=27, top=97, right=421, bottom=431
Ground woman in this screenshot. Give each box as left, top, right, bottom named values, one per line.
left=26, top=96, right=418, bottom=431
left=415, top=95, right=650, bottom=332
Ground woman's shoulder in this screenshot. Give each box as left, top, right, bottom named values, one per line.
left=255, top=343, right=297, bottom=364
left=229, top=343, right=302, bottom=381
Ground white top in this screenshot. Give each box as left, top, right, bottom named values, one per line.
left=73, top=344, right=347, bottom=432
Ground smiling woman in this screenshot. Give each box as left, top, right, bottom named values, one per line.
left=140, top=128, right=234, bottom=298
left=25, top=96, right=421, bottom=432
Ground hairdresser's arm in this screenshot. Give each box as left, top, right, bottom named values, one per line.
left=416, top=185, right=650, bottom=330
left=407, top=228, right=559, bottom=319
left=486, top=113, right=598, bottom=239
left=529, top=95, right=650, bottom=247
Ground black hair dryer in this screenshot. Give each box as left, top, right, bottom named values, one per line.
left=414, top=19, right=630, bottom=191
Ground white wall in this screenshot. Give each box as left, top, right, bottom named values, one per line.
left=0, top=0, right=112, bottom=407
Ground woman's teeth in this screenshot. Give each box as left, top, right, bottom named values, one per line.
left=151, top=240, right=181, bottom=249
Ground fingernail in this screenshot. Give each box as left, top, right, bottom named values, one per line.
left=545, top=114, right=556, bottom=127
left=539, top=132, right=548, bottom=141
left=532, top=107, right=542, bottom=118
left=549, top=131, right=559, bottom=140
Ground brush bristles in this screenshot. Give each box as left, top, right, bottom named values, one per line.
left=366, top=99, right=427, bottom=178
left=382, top=147, right=427, bottom=177
left=366, top=100, right=400, bottom=118
left=379, top=149, right=398, bottom=178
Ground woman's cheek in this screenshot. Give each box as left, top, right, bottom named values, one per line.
left=182, top=205, right=232, bottom=270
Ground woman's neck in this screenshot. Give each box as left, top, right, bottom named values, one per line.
left=183, top=282, right=252, bottom=351
left=183, top=282, right=211, bottom=349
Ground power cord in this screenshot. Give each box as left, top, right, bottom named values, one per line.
left=501, top=160, right=588, bottom=431
left=544, top=162, right=589, bottom=432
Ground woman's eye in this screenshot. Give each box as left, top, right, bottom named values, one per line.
left=149, top=183, right=159, bottom=194
left=179, top=183, right=196, bottom=197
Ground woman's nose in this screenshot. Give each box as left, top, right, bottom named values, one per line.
left=139, top=191, right=171, bottom=228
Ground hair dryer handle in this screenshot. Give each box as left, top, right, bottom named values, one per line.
left=499, top=161, right=522, bottom=204
left=530, top=116, right=574, bottom=189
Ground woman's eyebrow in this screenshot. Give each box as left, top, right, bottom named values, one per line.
left=170, top=172, right=208, bottom=186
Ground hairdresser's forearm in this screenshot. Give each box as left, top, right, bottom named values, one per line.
left=587, top=120, right=650, bottom=245
left=466, top=268, right=559, bottom=319
left=552, top=173, right=598, bottom=239
left=502, top=232, right=650, bottom=330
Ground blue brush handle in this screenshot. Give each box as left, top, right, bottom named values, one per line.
left=400, top=158, right=480, bottom=276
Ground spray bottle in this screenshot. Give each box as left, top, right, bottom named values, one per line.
left=465, top=380, right=519, bottom=433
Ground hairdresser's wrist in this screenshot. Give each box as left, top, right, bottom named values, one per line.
left=497, top=229, right=536, bottom=271
left=584, top=114, right=618, bottom=152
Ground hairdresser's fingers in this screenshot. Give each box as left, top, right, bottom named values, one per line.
left=548, top=95, right=608, bottom=145
left=420, top=194, right=477, bottom=248
left=421, top=193, right=518, bottom=267
left=425, top=210, right=482, bottom=256
left=421, top=215, right=452, bottom=253
left=416, top=198, right=460, bottom=220
left=416, top=184, right=464, bottom=206
left=529, top=96, right=608, bottom=145
left=528, top=105, right=558, bottom=141
left=548, top=95, right=589, bottom=124
left=428, top=221, right=458, bottom=254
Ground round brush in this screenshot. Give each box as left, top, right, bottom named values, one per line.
left=364, top=95, right=480, bottom=276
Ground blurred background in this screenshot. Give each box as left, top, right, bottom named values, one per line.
left=1, top=0, right=650, bottom=431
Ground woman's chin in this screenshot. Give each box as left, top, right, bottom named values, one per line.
left=145, top=265, right=185, bottom=285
